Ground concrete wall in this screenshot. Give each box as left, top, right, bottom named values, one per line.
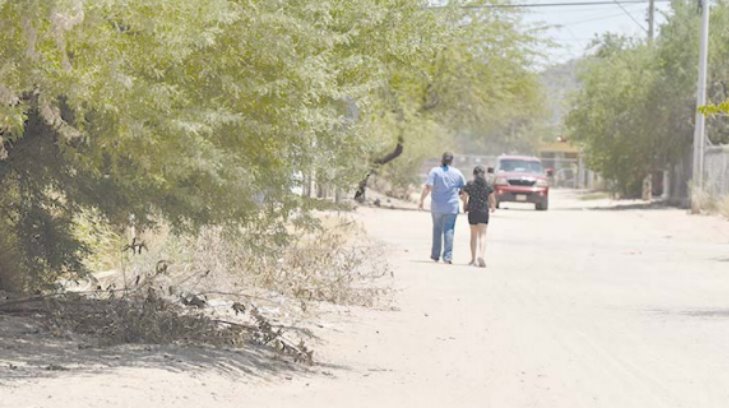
left=704, top=145, right=729, bottom=197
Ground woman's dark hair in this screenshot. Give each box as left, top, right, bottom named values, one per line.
left=473, top=165, right=487, bottom=185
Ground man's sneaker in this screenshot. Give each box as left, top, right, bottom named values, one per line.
left=431, top=256, right=439, bottom=262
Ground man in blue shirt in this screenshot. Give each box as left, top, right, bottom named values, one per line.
left=419, top=152, right=466, bottom=264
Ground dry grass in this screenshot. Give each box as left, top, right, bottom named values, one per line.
left=691, top=187, right=717, bottom=214
left=0, top=213, right=391, bottom=361
left=717, top=195, right=729, bottom=220
left=253, top=219, right=392, bottom=307
left=577, top=191, right=611, bottom=201
left=690, top=184, right=729, bottom=220
left=106, top=215, right=392, bottom=310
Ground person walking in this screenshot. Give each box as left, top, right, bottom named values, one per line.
left=461, top=165, right=496, bottom=268
left=419, top=152, right=466, bottom=264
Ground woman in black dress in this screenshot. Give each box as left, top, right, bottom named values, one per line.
left=461, top=166, right=496, bottom=267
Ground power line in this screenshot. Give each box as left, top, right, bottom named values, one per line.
left=542, top=7, right=645, bottom=27
left=551, top=37, right=601, bottom=41
left=428, top=0, right=671, bottom=9
left=612, top=0, right=648, bottom=31
left=521, top=4, right=643, bottom=13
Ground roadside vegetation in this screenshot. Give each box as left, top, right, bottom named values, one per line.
left=0, top=0, right=543, bottom=293
left=577, top=191, right=611, bottom=201
left=566, top=1, right=729, bottom=198
left=0, top=0, right=545, bottom=361
left=0, top=215, right=382, bottom=363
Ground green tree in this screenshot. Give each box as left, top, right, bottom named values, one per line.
left=346, top=1, right=543, bottom=194
left=566, top=0, right=729, bottom=196
left=0, top=0, right=543, bottom=291
left=566, top=36, right=660, bottom=195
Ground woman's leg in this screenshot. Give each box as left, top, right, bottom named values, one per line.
left=469, top=224, right=478, bottom=264
left=477, top=223, right=488, bottom=267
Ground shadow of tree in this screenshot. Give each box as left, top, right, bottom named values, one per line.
left=680, top=309, right=729, bottom=317
left=646, top=308, right=729, bottom=319
left=553, top=202, right=673, bottom=212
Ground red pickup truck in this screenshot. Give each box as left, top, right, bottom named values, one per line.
left=493, top=155, right=550, bottom=211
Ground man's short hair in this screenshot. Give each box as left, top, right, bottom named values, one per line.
left=441, top=152, right=454, bottom=166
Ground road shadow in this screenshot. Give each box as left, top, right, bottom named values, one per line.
left=0, top=315, right=346, bottom=384
left=408, top=259, right=479, bottom=269
left=647, top=308, right=729, bottom=319
left=679, top=309, right=729, bottom=318
left=553, top=201, right=674, bottom=212
left=409, top=259, right=438, bottom=265
left=359, top=204, right=420, bottom=212
left=369, top=201, right=677, bottom=213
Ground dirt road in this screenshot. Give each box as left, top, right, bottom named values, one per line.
left=4, top=191, right=729, bottom=407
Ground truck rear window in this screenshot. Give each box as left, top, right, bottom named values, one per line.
left=498, top=159, right=543, bottom=174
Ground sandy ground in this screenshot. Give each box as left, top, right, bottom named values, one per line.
left=3, top=190, right=729, bottom=407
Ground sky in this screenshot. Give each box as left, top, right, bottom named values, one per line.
left=518, top=0, right=673, bottom=64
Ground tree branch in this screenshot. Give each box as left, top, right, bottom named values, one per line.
left=38, top=100, right=84, bottom=143
left=354, top=134, right=404, bottom=203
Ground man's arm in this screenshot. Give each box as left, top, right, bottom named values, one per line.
left=420, top=169, right=435, bottom=210
left=489, top=191, right=496, bottom=212
left=459, top=172, right=468, bottom=212
left=419, top=185, right=432, bottom=210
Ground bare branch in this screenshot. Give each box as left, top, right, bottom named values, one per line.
left=38, top=100, right=83, bottom=143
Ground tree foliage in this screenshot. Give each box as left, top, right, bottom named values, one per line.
left=0, top=0, right=541, bottom=291
left=566, top=0, right=729, bottom=196
left=702, top=100, right=729, bottom=115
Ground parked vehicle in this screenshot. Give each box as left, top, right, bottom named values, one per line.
left=493, top=155, right=550, bottom=211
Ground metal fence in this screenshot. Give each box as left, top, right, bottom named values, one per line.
left=704, top=145, right=729, bottom=197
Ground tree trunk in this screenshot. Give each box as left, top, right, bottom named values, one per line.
left=354, top=136, right=404, bottom=203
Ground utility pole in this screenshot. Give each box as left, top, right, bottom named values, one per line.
left=647, top=0, right=655, bottom=42
left=692, top=0, right=710, bottom=209
left=642, top=0, right=656, bottom=201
